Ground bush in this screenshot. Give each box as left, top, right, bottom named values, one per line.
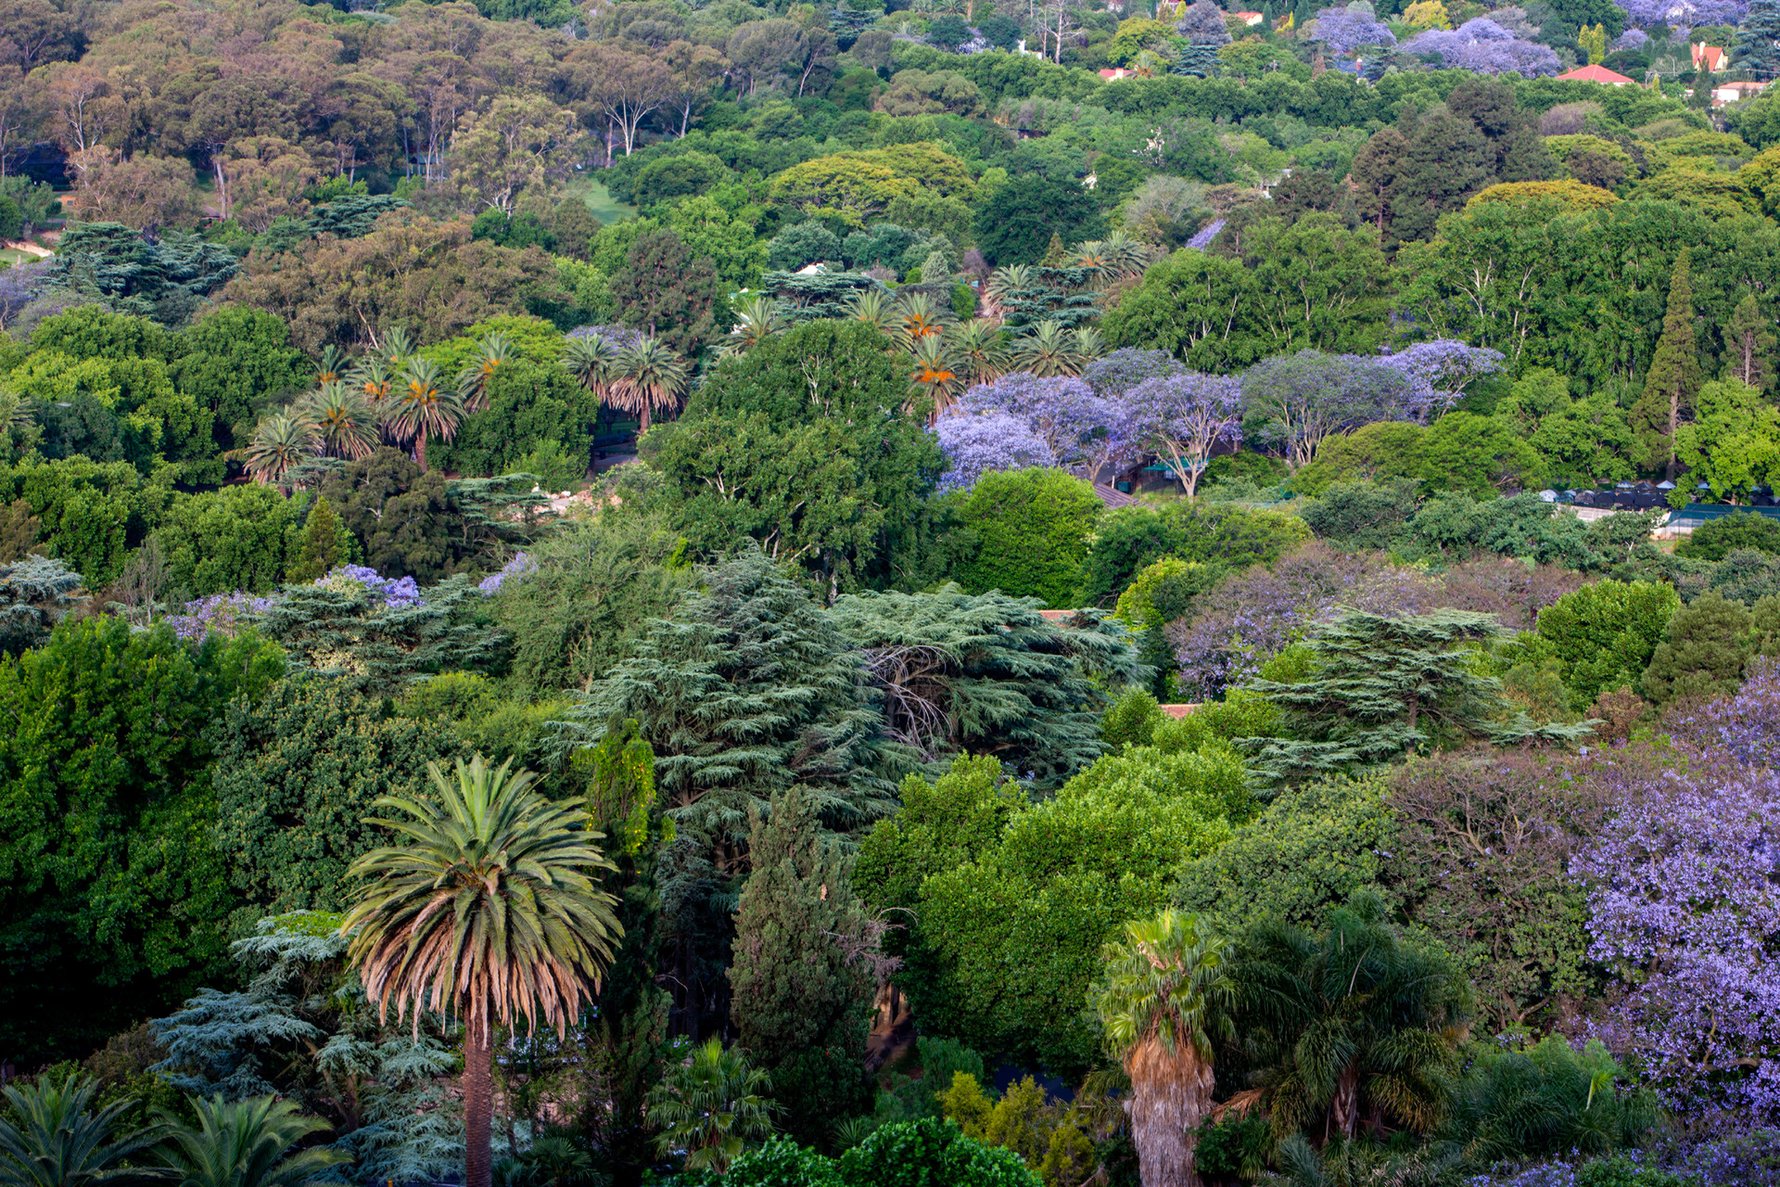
left=836, top=1118, right=1041, bottom=1187
left=1083, top=502, right=1310, bottom=604
left=954, top=468, right=1101, bottom=608
left=1676, top=511, right=1780, bottom=561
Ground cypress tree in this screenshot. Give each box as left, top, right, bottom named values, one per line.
left=1736, top=0, right=1780, bottom=74
left=1722, top=293, right=1775, bottom=390
left=1632, top=252, right=1703, bottom=478
left=287, top=496, right=351, bottom=583
left=729, top=786, right=879, bottom=1141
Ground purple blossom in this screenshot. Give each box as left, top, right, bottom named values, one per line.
left=1185, top=219, right=1226, bottom=251
left=933, top=410, right=1058, bottom=492
left=957, top=372, right=1138, bottom=484
left=1611, top=27, right=1650, bottom=49
left=1311, top=1, right=1397, bottom=54
left=1241, top=350, right=1416, bottom=468
left=1125, top=372, right=1243, bottom=497
left=1375, top=340, right=1505, bottom=422
left=167, top=592, right=274, bottom=640
left=1402, top=19, right=1561, bottom=76
left=317, top=565, right=422, bottom=608
left=1617, top=0, right=1745, bottom=27
left=1083, top=349, right=1187, bottom=398
left=478, top=552, right=537, bottom=595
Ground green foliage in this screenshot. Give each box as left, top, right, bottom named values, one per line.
left=974, top=175, right=1104, bottom=267
left=885, top=744, right=1248, bottom=1070
left=1444, top=1037, right=1656, bottom=1166
left=1534, top=579, right=1680, bottom=709
left=729, top=787, right=876, bottom=1142
left=171, top=307, right=309, bottom=451
left=1416, top=411, right=1541, bottom=497
left=211, top=676, right=466, bottom=927
left=0, top=1071, right=163, bottom=1187
left=953, top=468, right=1101, bottom=608
left=1674, top=510, right=1780, bottom=561
left=836, top=1117, right=1042, bottom=1187
left=153, top=486, right=300, bottom=600
left=287, top=497, right=353, bottom=584
left=646, top=1039, right=776, bottom=1175
left=0, top=555, right=84, bottom=657
left=156, top=1094, right=350, bottom=1187
left=1640, top=590, right=1754, bottom=704
left=1300, top=480, right=1422, bottom=551
left=430, top=361, right=598, bottom=486
left=726, top=1136, right=845, bottom=1187
left=1101, top=687, right=1165, bottom=751
left=316, top=450, right=464, bottom=583
left=0, top=617, right=282, bottom=1062
left=1083, top=502, right=1310, bottom=605
left=1173, top=773, right=1393, bottom=932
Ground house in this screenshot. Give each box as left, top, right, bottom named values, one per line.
left=1555, top=63, right=1637, bottom=85
left=1692, top=41, right=1728, bottom=72
left=1098, top=67, right=1139, bottom=80
left=1714, top=79, right=1769, bottom=104
left=1233, top=10, right=1264, bottom=24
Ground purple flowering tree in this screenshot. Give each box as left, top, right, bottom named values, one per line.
left=1185, top=218, right=1226, bottom=251
left=957, top=372, right=1138, bottom=484
left=1125, top=373, right=1243, bottom=497
left=478, top=552, right=537, bottom=595
left=1402, top=19, right=1562, bottom=75
left=1311, top=2, right=1398, bottom=54
left=1083, top=348, right=1187, bottom=398
left=1618, top=0, right=1745, bottom=25
left=317, top=564, right=421, bottom=607
left=1376, top=340, right=1505, bottom=422
left=1240, top=350, right=1415, bottom=469
left=168, top=592, right=276, bottom=640
left=934, top=410, right=1058, bottom=492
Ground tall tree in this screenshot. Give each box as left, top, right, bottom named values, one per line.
left=1631, top=251, right=1703, bottom=478
left=1722, top=292, right=1774, bottom=390
left=343, top=756, right=623, bottom=1187
left=609, top=230, right=722, bottom=358
left=1093, top=910, right=1232, bottom=1187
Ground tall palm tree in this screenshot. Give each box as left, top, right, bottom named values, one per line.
left=377, top=326, right=416, bottom=369
left=644, top=1039, right=775, bottom=1175
left=156, top=1096, right=347, bottom=1187
left=1094, top=910, right=1232, bottom=1187
left=1012, top=320, right=1087, bottom=377
left=382, top=357, right=463, bottom=471
left=721, top=294, right=784, bottom=357
left=0, top=1071, right=162, bottom=1187
left=348, top=354, right=395, bottom=411
left=313, top=345, right=348, bottom=388
left=296, top=383, right=379, bottom=461
left=610, top=337, right=688, bottom=434
left=343, top=756, right=622, bottom=1187
left=562, top=333, right=623, bottom=404
left=845, top=288, right=895, bottom=335
left=241, top=414, right=317, bottom=489
left=948, top=319, right=1009, bottom=387
left=1231, top=892, right=1470, bottom=1146
left=456, top=332, right=517, bottom=414
left=907, top=334, right=962, bottom=419
left=893, top=290, right=948, bottom=346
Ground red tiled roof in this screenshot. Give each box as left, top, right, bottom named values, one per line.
left=1159, top=704, right=1200, bottom=718
left=1556, top=64, right=1636, bottom=85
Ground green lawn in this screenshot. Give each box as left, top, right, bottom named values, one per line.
left=0, top=247, right=40, bottom=267
left=568, top=176, right=635, bottom=225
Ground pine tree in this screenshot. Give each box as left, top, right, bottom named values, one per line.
left=1640, top=591, right=1754, bottom=705
left=1736, top=0, right=1780, bottom=74
left=729, top=786, right=880, bottom=1141
left=1041, top=231, right=1069, bottom=267
left=1722, top=293, right=1775, bottom=390
left=287, top=496, right=351, bottom=583
left=1632, top=252, right=1703, bottom=478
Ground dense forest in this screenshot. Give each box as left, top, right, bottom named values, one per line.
left=5, top=0, right=1780, bottom=1182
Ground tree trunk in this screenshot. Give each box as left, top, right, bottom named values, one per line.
left=1128, top=1038, right=1213, bottom=1187
left=415, top=433, right=429, bottom=472
left=464, top=1026, right=494, bottom=1187
left=1332, top=1061, right=1361, bottom=1142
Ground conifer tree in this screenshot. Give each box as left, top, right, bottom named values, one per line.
left=729, top=786, right=880, bottom=1140
left=287, top=497, right=351, bottom=583
left=1736, top=0, right=1780, bottom=74
left=1631, top=252, right=1703, bottom=478
left=1722, top=293, right=1775, bottom=390
left=1640, top=591, right=1754, bottom=705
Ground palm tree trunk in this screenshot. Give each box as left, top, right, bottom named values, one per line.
left=1128, top=1038, right=1213, bottom=1187
left=464, top=1026, right=494, bottom=1187
left=415, top=433, right=428, bottom=472
left=1333, top=1061, right=1360, bottom=1141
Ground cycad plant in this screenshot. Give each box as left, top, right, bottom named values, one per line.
left=296, top=383, right=379, bottom=460
left=342, top=756, right=622, bottom=1187
left=156, top=1096, right=348, bottom=1187
left=0, top=1071, right=162, bottom=1187
left=1231, top=892, right=1471, bottom=1146
left=377, top=326, right=416, bottom=368
left=644, top=1039, right=775, bottom=1175
left=609, top=337, right=688, bottom=433
left=844, top=289, right=895, bottom=334
left=947, top=319, right=1009, bottom=387
left=892, top=291, right=949, bottom=346
left=382, top=357, right=463, bottom=471
left=241, top=414, right=317, bottom=489
left=348, top=354, right=395, bottom=409
left=561, top=333, right=622, bottom=403
left=1094, top=910, right=1231, bottom=1187
left=313, top=344, right=348, bottom=388
left=983, top=263, right=1033, bottom=321
left=457, top=332, right=516, bottom=413
left=1012, top=320, right=1087, bottom=377
left=721, top=294, right=785, bottom=357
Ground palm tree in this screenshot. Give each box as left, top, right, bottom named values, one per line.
left=241, top=414, right=317, bottom=489
left=377, top=326, right=416, bottom=369
left=382, top=357, right=463, bottom=471
left=982, top=263, right=1033, bottom=322
left=1012, top=320, right=1087, bottom=377
left=948, top=319, right=1008, bottom=387
left=609, top=337, right=688, bottom=434
left=892, top=290, right=948, bottom=346
left=721, top=294, right=785, bottom=357
left=156, top=1096, right=347, bottom=1187
left=296, top=383, right=379, bottom=460
left=348, top=354, right=395, bottom=411
left=907, top=334, right=962, bottom=419
left=645, top=1039, right=775, bottom=1175
left=313, top=344, right=348, bottom=388
left=456, top=332, right=517, bottom=413
left=1231, top=892, right=1470, bottom=1146
left=0, top=1071, right=162, bottom=1187
left=845, top=288, right=895, bottom=335
left=1073, top=325, right=1106, bottom=364
left=562, top=333, right=623, bottom=404
left=1094, top=910, right=1232, bottom=1187
left=342, top=756, right=622, bottom=1187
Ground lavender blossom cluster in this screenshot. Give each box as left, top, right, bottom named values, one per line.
left=1311, top=1, right=1398, bottom=54
left=317, top=564, right=422, bottom=608
left=1616, top=0, right=1744, bottom=27
left=168, top=592, right=275, bottom=640
left=1401, top=19, right=1561, bottom=76
left=478, top=552, right=537, bottom=595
